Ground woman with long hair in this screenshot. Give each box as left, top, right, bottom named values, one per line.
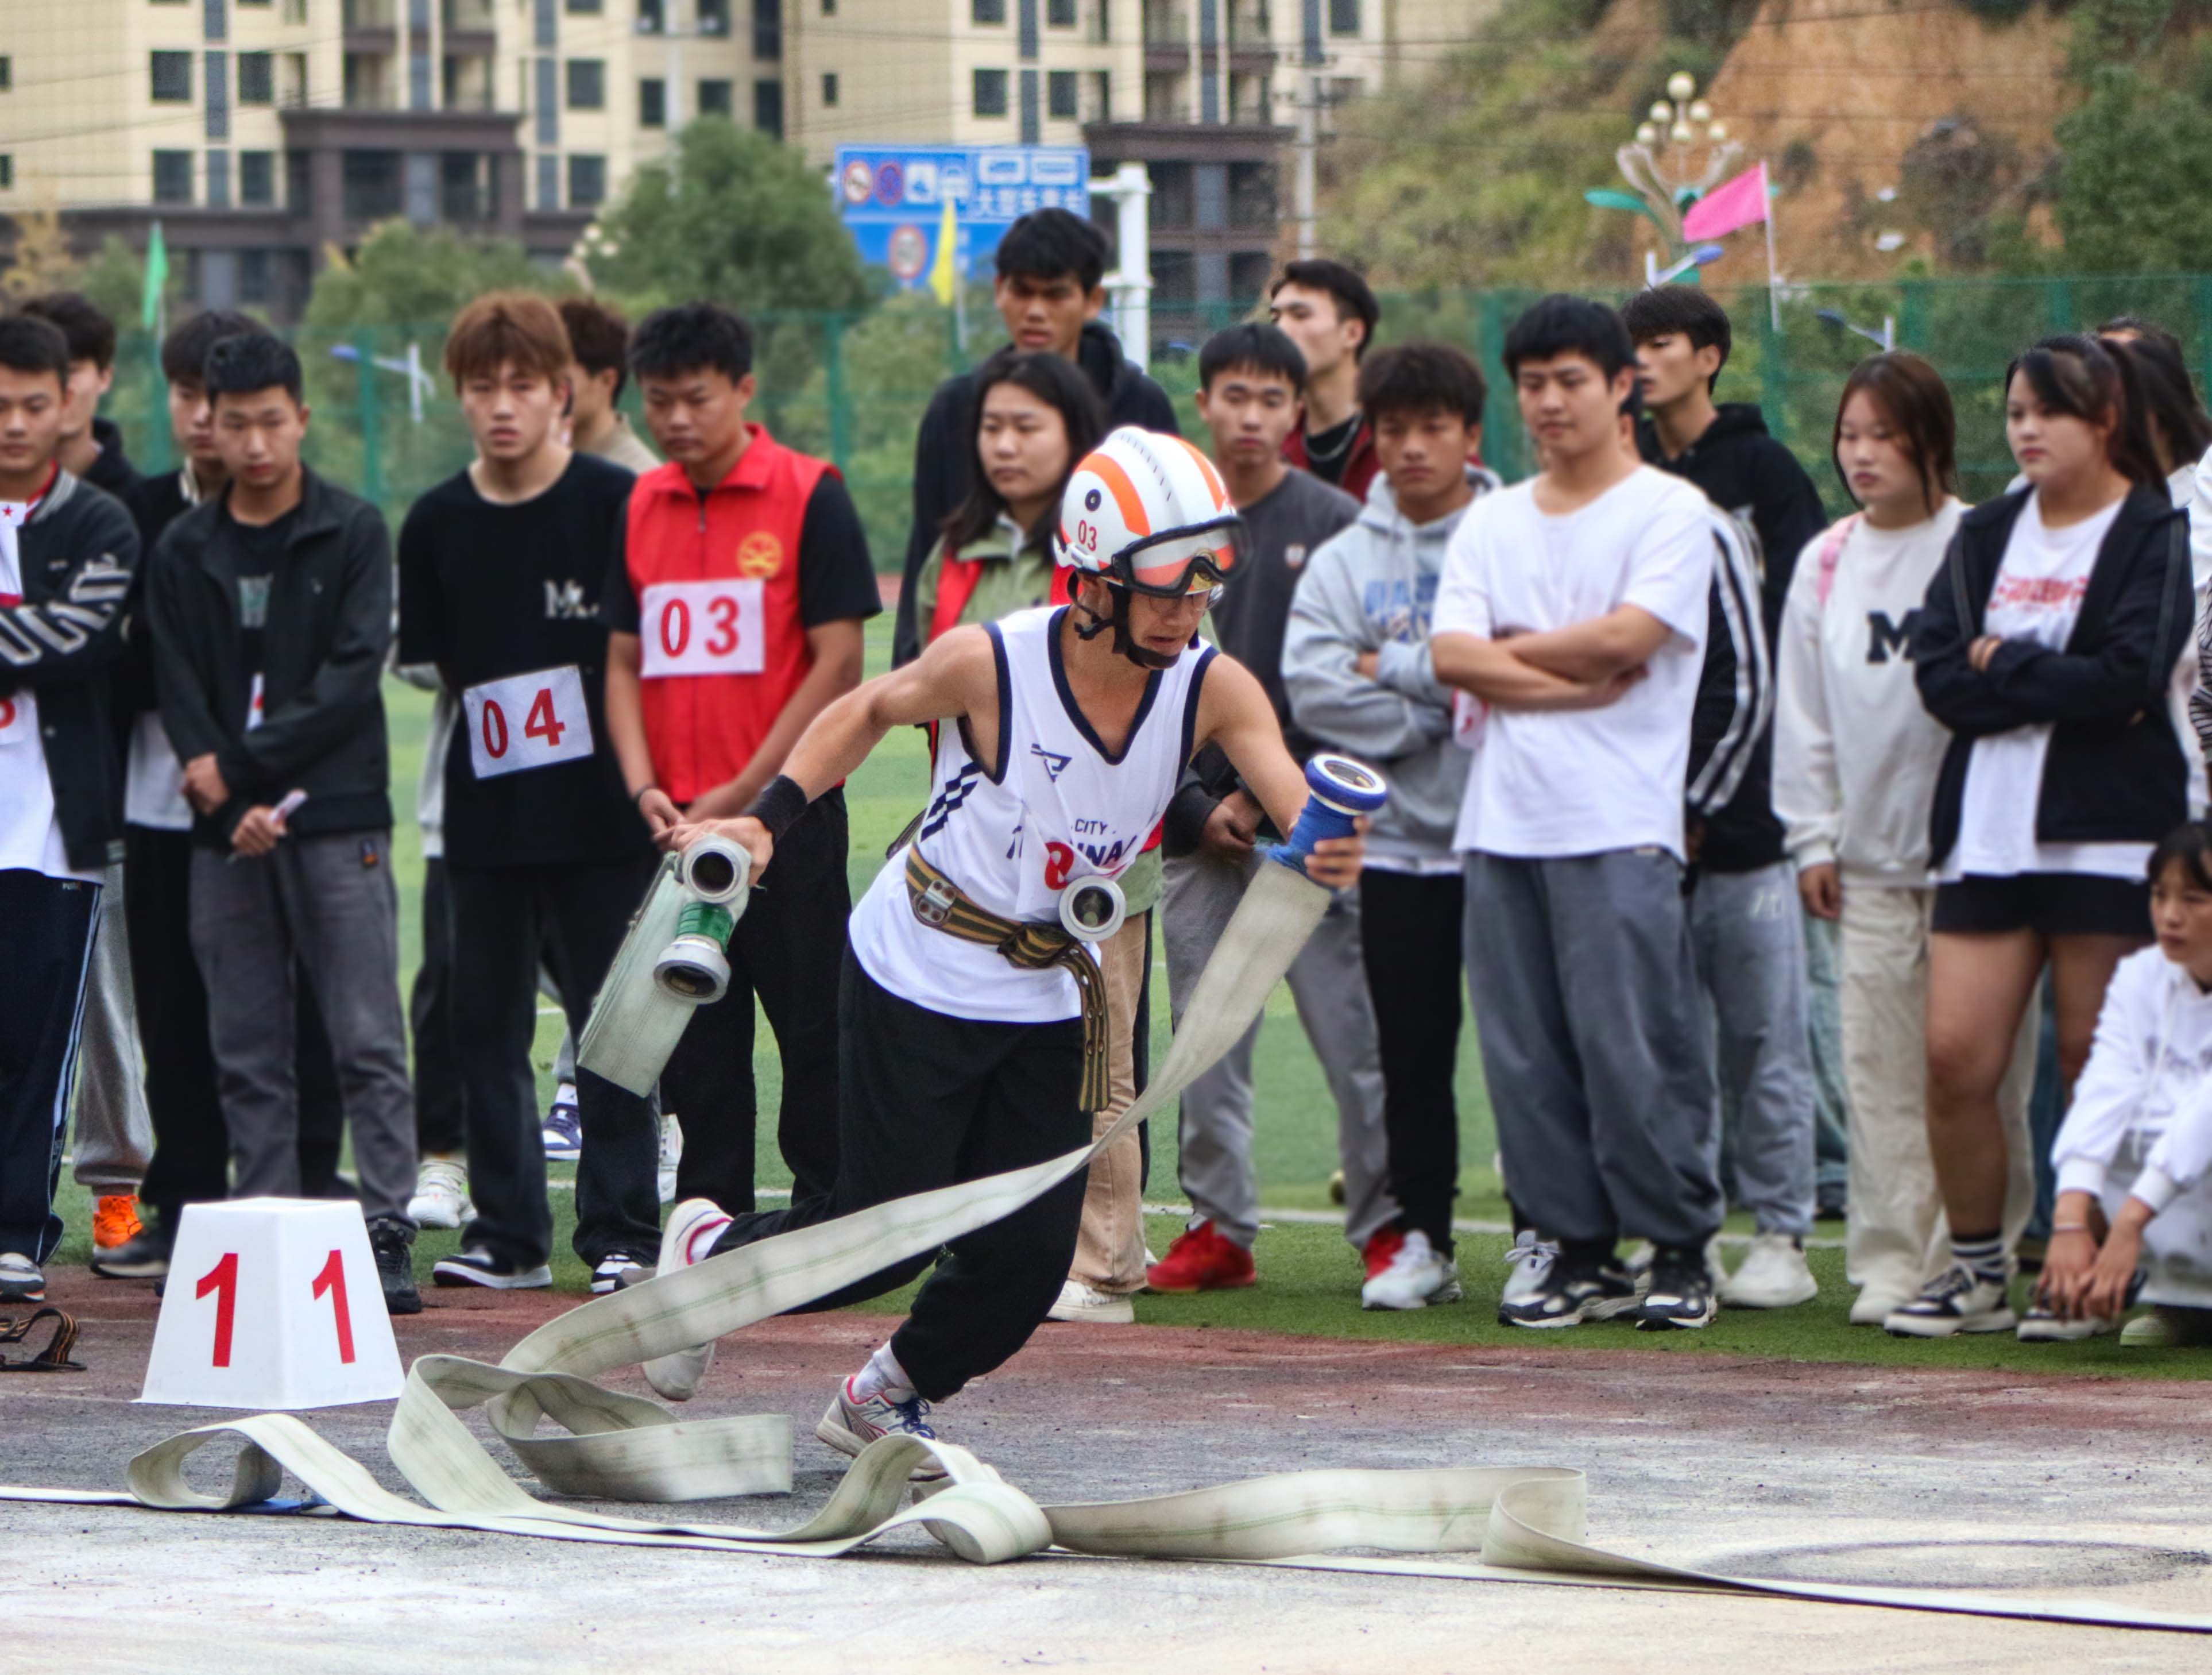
left=1774, top=352, right=2040, bottom=1326
left=1896, top=333, right=2194, bottom=1337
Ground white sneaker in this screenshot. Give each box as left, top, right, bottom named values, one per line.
left=1849, top=1287, right=1913, bottom=1326
left=1500, top=1229, right=1558, bottom=1308
left=657, top=1113, right=684, bottom=1205
left=2016, top=1301, right=2116, bottom=1342
left=1046, top=1279, right=1135, bottom=1324
left=0, top=1252, right=44, bottom=1303
left=1885, top=1264, right=2014, bottom=1338
left=407, top=1156, right=471, bottom=1230
left=1719, top=1232, right=1819, bottom=1310
left=641, top=1197, right=733, bottom=1402
left=1361, top=1228, right=1463, bottom=1310
left=2121, top=1311, right=2177, bottom=1348
left=815, top=1376, right=948, bottom=1480
left=541, top=1084, right=581, bottom=1160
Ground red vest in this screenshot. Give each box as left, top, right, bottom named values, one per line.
left=624, top=426, right=832, bottom=804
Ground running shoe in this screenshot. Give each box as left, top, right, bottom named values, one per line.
left=591, top=1252, right=648, bottom=1295
left=1718, top=1232, right=1819, bottom=1310
left=91, top=1219, right=172, bottom=1281
left=1637, top=1244, right=1718, bottom=1330
left=371, top=1221, right=421, bottom=1315
left=0, top=1252, right=44, bottom=1303
left=1145, top=1220, right=1256, bottom=1292
left=1360, top=1224, right=1406, bottom=1284
left=542, top=1086, right=581, bottom=1160
left=431, top=1246, right=553, bottom=1290
left=407, top=1156, right=472, bottom=1230
left=93, top=1194, right=143, bottom=1252
left=1500, top=1229, right=1558, bottom=1310
left=1361, top=1228, right=1461, bottom=1311
left=2018, top=1269, right=2141, bottom=1341
left=642, top=1197, right=733, bottom=1402
left=1884, top=1263, right=2014, bottom=1338
left=816, top=1376, right=948, bottom=1480
left=1498, top=1254, right=1637, bottom=1329
left=1046, top=1279, right=1136, bottom=1324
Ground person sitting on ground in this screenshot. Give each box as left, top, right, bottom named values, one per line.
left=2033, top=821, right=2212, bottom=1346
left=1282, top=340, right=1498, bottom=1311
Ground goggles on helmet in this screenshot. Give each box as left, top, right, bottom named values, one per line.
left=1105, top=515, right=1247, bottom=599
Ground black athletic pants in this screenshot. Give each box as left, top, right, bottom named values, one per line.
left=714, top=952, right=1087, bottom=1403
left=409, top=856, right=466, bottom=1157
left=125, top=823, right=345, bottom=1218
left=448, top=855, right=660, bottom=1269
left=1359, top=867, right=1467, bottom=1253
left=662, top=790, right=847, bottom=1214
left=0, top=870, right=99, bottom=1263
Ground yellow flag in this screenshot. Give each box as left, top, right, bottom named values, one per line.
left=928, top=191, right=958, bottom=306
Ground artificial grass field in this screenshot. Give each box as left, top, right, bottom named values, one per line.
left=54, top=614, right=2212, bottom=1377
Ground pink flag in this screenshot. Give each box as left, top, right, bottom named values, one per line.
left=1681, top=162, right=1769, bottom=242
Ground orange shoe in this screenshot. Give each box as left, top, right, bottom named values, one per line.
left=94, top=1193, right=144, bottom=1252
left=1361, top=1224, right=1406, bottom=1284
left=1145, top=1220, right=1256, bottom=1292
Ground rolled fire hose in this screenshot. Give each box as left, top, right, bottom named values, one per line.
left=5, top=760, right=2210, bottom=1635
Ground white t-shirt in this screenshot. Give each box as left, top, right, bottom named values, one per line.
left=1433, top=466, right=1715, bottom=861
left=0, top=496, right=100, bottom=882
left=1942, top=493, right=2141, bottom=883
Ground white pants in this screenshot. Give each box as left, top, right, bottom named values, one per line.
left=1838, top=885, right=2037, bottom=1300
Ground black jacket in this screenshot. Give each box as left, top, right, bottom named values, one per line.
left=82, top=416, right=141, bottom=501
left=1914, top=485, right=2191, bottom=866
left=894, top=319, right=1180, bottom=665
left=148, top=468, right=395, bottom=844
left=0, top=469, right=140, bottom=871
left=114, top=466, right=201, bottom=731
left=1641, top=404, right=1829, bottom=873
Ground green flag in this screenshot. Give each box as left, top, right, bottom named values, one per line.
left=141, top=221, right=169, bottom=331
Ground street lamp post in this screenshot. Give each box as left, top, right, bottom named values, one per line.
left=1613, top=72, right=1743, bottom=268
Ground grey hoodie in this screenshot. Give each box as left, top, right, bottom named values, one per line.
left=1283, top=465, right=1498, bottom=866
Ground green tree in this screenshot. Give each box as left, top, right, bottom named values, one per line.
left=2052, top=65, right=2212, bottom=270
left=585, top=118, right=873, bottom=314
left=302, top=218, right=559, bottom=331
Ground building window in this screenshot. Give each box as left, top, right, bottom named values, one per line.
left=240, top=250, right=272, bottom=306
left=567, top=58, right=605, bottom=108
left=973, top=66, right=1008, bottom=116
left=283, top=0, right=307, bottom=19
left=821, top=0, right=834, bottom=11
left=752, top=0, right=780, bottom=57
left=238, top=51, right=273, bottom=103
left=697, top=0, right=728, bottom=31
left=821, top=71, right=837, bottom=106
left=287, top=149, right=311, bottom=210
left=206, top=0, right=228, bottom=36
left=240, top=0, right=269, bottom=6
left=1090, top=67, right=1110, bottom=119
left=569, top=153, right=606, bottom=206
left=151, top=52, right=194, bottom=103
left=566, top=0, right=602, bottom=10
left=206, top=148, right=232, bottom=207
left=153, top=150, right=195, bottom=203
left=753, top=77, right=783, bottom=139
left=241, top=149, right=275, bottom=204
left=639, top=76, right=665, bottom=125
left=1047, top=68, right=1076, bottom=118
left=636, top=0, right=664, bottom=29
left=0, top=59, right=11, bottom=91
left=972, top=0, right=1005, bottom=19
left=0, top=158, right=13, bottom=190
left=1047, top=0, right=1074, bottom=20
left=343, top=149, right=404, bottom=219
left=697, top=78, right=732, bottom=117
left=1328, top=0, right=1358, bottom=31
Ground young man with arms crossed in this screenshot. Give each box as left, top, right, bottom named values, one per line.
left=147, top=334, right=421, bottom=1314
left=1624, top=285, right=1834, bottom=1307
left=604, top=302, right=880, bottom=1220
left=0, top=315, right=140, bottom=1304
left=894, top=207, right=1178, bottom=665
left=1431, top=295, right=1726, bottom=1331
left=1146, top=322, right=1399, bottom=1297
left=399, top=294, right=661, bottom=1294
left=1284, top=341, right=1498, bottom=1310
left=649, top=428, right=1365, bottom=1457
left=1269, top=260, right=1385, bottom=501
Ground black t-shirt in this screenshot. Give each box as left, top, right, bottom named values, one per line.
left=598, top=470, right=881, bottom=636
left=1300, top=411, right=1364, bottom=487
left=397, top=453, right=652, bottom=869
left=228, top=505, right=297, bottom=684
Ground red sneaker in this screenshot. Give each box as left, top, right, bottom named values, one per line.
left=1362, top=1224, right=1406, bottom=1284
left=1146, top=1220, right=1256, bottom=1292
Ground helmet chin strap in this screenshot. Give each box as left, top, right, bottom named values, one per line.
left=1073, top=583, right=1178, bottom=670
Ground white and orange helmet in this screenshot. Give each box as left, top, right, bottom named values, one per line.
left=1056, top=426, right=1245, bottom=597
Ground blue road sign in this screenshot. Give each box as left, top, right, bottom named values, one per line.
left=834, top=145, right=1090, bottom=290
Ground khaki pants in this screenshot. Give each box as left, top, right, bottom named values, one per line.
left=1838, top=885, right=2036, bottom=1302
left=1069, top=910, right=1150, bottom=1294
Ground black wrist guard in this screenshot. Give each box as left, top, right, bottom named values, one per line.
left=745, top=774, right=811, bottom=843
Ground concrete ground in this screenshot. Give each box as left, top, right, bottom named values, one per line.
left=6, top=1264, right=2212, bottom=1674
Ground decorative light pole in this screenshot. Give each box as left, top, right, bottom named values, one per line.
left=1605, top=71, right=1743, bottom=265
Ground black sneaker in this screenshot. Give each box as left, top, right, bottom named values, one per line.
left=91, top=1219, right=175, bottom=1280
left=1498, top=1254, right=1638, bottom=1329
left=432, top=1246, right=554, bottom=1290
left=591, top=1253, right=648, bottom=1294
left=370, top=1221, right=422, bottom=1316
left=1637, top=1243, right=1718, bottom=1330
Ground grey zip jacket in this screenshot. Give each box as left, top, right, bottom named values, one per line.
left=1283, top=465, right=1497, bottom=865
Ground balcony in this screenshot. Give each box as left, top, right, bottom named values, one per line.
left=441, top=0, right=495, bottom=51
left=1144, top=1, right=1274, bottom=72
left=343, top=0, right=397, bottom=49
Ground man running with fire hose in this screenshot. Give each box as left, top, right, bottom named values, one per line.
left=647, top=426, right=1372, bottom=1470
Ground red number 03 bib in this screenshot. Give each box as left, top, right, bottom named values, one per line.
left=463, top=664, right=594, bottom=779
left=639, top=579, right=767, bottom=678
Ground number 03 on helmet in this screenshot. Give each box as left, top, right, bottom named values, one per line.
left=1055, top=426, right=1246, bottom=599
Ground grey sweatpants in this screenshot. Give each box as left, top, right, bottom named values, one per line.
left=1464, top=848, right=1723, bottom=1250
left=1689, top=861, right=1816, bottom=1240
left=1164, top=850, right=1396, bottom=1249
left=189, top=832, right=417, bottom=1227
left=68, top=859, right=153, bottom=1192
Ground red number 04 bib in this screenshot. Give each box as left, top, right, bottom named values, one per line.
left=639, top=579, right=767, bottom=677
left=463, top=664, right=594, bottom=779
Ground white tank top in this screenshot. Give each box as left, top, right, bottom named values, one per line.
left=849, top=604, right=1214, bottom=1023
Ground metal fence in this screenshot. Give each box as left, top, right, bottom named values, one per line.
left=102, top=275, right=2212, bottom=566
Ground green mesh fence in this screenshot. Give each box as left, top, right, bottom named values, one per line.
left=104, top=275, right=2212, bottom=568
